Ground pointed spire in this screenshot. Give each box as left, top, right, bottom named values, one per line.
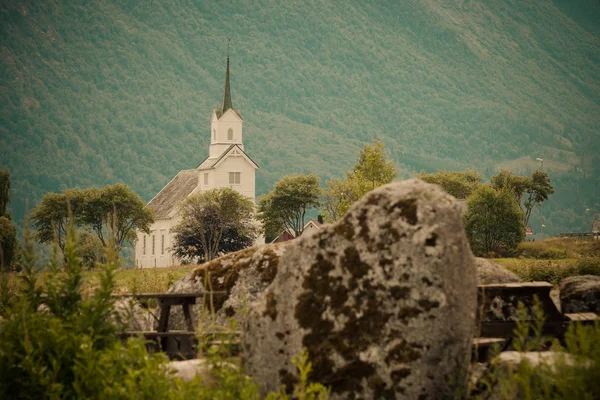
left=221, top=39, right=232, bottom=113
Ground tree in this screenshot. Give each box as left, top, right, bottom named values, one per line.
left=78, top=184, right=153, bottom=251
left=31, top=190, right=83, bottom=253
left=258, top=174, right=322, bottom=237
left=0, top=167, right=17, bottom=270
left=490, top=169, right=554, bottom=226
left=464, top=186, right=525, bottom=256
left=322, top=140, right=397, bottom=222
left=0, top=167, right=10, bottom=217
left=31, top=184, right=152, bottom=254
left=172, top=188, right=257, bottom=262
left=418, top=169, right=483, bottom=199
left=353, top=140, right=397, bottom=191
left=0, top=216, right=17, bottom=270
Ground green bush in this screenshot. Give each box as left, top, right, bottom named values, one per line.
left=517, top=242, right=569, bottom=259
left=0, top=223, right=330, bottom=399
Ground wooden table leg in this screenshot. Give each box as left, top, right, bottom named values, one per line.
left=182, top=300, right=195, bottom=332
left=158, top=301, right=171, bottom=351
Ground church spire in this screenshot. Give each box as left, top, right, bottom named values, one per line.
left=221, top=40, right=233, bottom=113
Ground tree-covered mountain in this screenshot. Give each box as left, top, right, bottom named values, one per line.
left=1, top=0, right=599, bottom=236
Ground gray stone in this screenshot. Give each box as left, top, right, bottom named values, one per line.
left=113, top=298, right=155, bottom=331
left=495, top=351, right=592, bottom=372
left=165, top=242, right=291, bottom=331
left=242, top=179, right=477, bottom=399
left=560, top=275, right=600, bottom=314
left=167, top=358, right=238, bottom=383
left=475, top=258, right=521, bottom=285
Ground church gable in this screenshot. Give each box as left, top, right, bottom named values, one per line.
left=212, top=144, right=259, bottom=170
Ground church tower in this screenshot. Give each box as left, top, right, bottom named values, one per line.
left=136, top=51, right=260, bottom=269
left=209, top=56, right=244, bottom=158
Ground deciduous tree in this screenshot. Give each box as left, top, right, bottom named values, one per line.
left=172, top=188, right=257, bottom=262
left=322, top=140, right=397, bottom=222
left=0, top=166, right=17, bottom=270
left=464, top=186, right=524, bottom=256
left=491, top=169, right=554, bottom=226
left=258, top=174, right=322, bottom=237
left=31, top=184, right=152, bottom=255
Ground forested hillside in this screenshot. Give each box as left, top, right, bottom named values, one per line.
left=1, top=0, right=599, bottom=235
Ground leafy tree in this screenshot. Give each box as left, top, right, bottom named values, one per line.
left=78, top=184, right=153, bottom=252
left=322, top=140, right=396, bottom=222
left=418, top=169, right=483, bottom=199
left=258, top=174, right=322, bottom=237
left=0, top=216, right=17, bottom=270
left=31, top=184, right=152, bottom=255
left=464, top=186, right=525, bottom=256
left=353, top=140, right=397, bottom=191
left=31, top=190, right=83, bottom=253
left=172, top=188, right=257, bottom=262
left=491, top=169, right=554, bottom=227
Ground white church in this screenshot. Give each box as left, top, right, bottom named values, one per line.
left=135, top=56, right=259, bottom=268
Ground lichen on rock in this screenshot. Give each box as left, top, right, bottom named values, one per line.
left=242, top=179, right=478, bottom=399
left=164, top=241, right=291, bottom=330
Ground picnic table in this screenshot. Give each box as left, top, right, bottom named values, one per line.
left=116, top=292, right=227, bottom=359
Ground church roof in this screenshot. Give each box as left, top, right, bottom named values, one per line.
left=147, top=170, right=198, bottom=219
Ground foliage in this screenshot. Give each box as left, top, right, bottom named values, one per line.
left=0, top=167, right=18, bottom=270
left=322, top=141, right=396, bottom=222
left=0, top=166, right=10, bottom=217
left=258, top=174, right=322, bottom=237
left=491, top=169, right=555, bottom=227
left=0, top=216, right=18, bottom=270
left=418, top=169, right=483, bottom=199
left=464, top=186, right=525, bottom=256
left=76, top=229, right=106, bottom=268
left=31, top=184, right=153, bottom=254
left=172, top=188, right=257, bottom=262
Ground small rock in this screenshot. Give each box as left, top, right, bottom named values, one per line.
left=559, top=275, right=600, bottom=314
left=113, top=298, right=155, bottom=331
left=495, top=351, right=592, bottom=372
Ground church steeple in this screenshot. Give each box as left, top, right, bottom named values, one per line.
left=221, top=51, right=233, bottom=113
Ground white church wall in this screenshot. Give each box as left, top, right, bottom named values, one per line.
left=135, top=217, right=181, bottom=268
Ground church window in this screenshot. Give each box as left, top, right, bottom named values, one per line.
left=143, top=236, right=146, bottom=255
left=161, top=234, right=165, bottom=255
left=228, top=128, right=233, bottom=140
left=204, top=173, right=209, bottom=185
left=152, top=235, right=155, bottom=256
left=229, top=172, right=241, bottom=185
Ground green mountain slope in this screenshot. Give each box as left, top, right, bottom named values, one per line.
left=1, top=0, right=599, bottom=235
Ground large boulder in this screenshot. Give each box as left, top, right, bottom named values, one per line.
left=560, top=275, right=600, bottom=314
left=165, top=242, right=291, bottom=330
left=243, top=179, right=478, bottom=399
left=113, top=298, right=155, bottom=331
left=475, top=258, right=521, bottom=285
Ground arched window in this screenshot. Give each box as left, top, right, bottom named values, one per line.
left=213, top=129, right=216, bottom=141
left=228, top=128, right=233, bottom=141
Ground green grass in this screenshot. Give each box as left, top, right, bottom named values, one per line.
left=493, top=258, right=600, bottom=284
